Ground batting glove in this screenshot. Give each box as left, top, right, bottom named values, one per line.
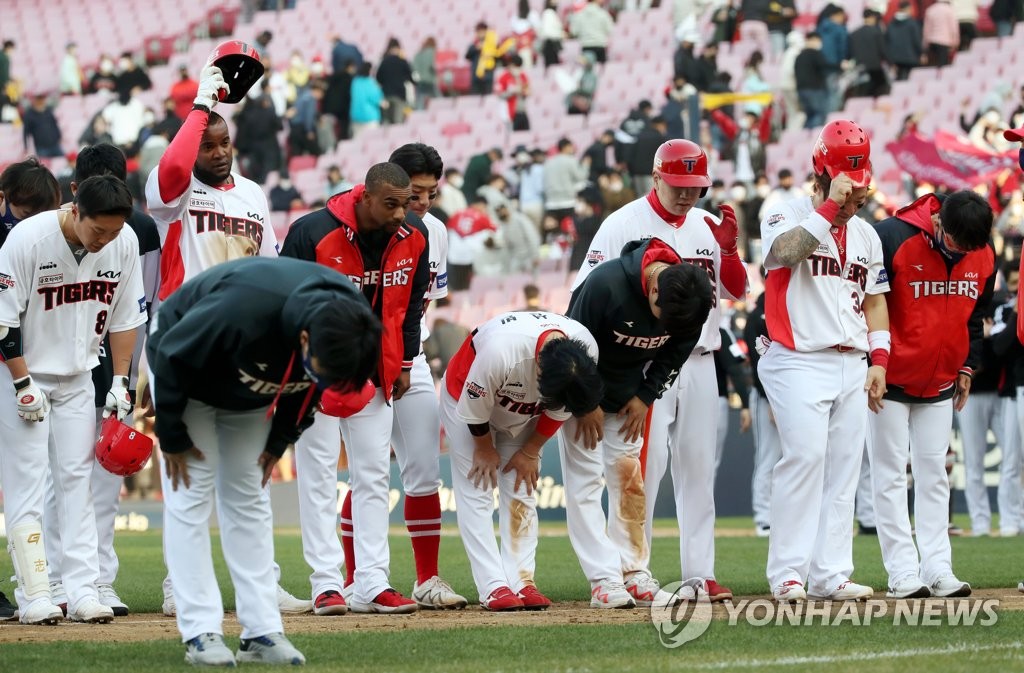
left=705, top=203, right=739, bottom=256
left=14, top=376, right=49, bottom=423
left=104, top=376, right=133, bottom=421
left=193, top=65, right=230, bottom=111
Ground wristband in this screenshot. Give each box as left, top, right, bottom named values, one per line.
left=867, top=330, right=891, bottom=353
left=870, top=349, right=889, bottom=369
left=13, top=375, right=30, bottom=392
left=815, top=199, right=841, bottom=224
left=958, top=367, right=974, bottom=380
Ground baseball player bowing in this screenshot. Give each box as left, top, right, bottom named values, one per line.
left=282, top=162, right=430, bottom=614
left=147, top=257, right=380, bottom=666
left=559, top=238, right=713, bottom=608
left=441, top=311, right=603, bottom=610
left=759, top=120, right=889, bottom=602
left=869, top=190, right=995, bottom=599
left=572, top=139, right=747, bottom=602
left=0, top=176, right=145, bottom=624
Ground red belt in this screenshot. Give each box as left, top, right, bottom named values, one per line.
left=831, top=345, right=855, bottom=353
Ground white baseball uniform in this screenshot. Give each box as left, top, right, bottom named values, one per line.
left=441, top=312, right=597, bottom=600
left=759, top=195, right=887, bottom=593
left=572, top=194, right=742, bottom=580
left=0, top=209, right=146, bottom=614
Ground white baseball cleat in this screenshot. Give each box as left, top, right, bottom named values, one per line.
left=411, top=576, right=468, bottom=610
left=50, top=580, right=68, bottom=616
left=590, top=582, right=636, bottom=609
left=1017, top=581, right=1023, bottom=594
left=18, top=598, right=64, bottom=625
left=808, top=580, right=873, bottom=601
left=162, top=576, right=177, bottom=617
left=68, top=596, right=115, bottom=623
left=624, top=570, right=675, bottom=607
left=98, top=584, right=129, bottom=616
left=886, top=575, right=930, bottom=599
left=236, top=633, right=306, bottom=665
left=773, top=580, right=807, bottom=603
left=276, top=585, right=313, bottom=614
left=185, top=633, right=237, bottom=667
left=930, top=576, right=971, bottom=598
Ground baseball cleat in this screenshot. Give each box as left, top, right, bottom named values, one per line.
left=237, top=633, right=306, bottom=665
left=411, top=576, right=468, bottom=610
left=516, top=585, right=551, bottom=611
left=1018, top=581, right=1023, bottom=593
left=887, top=576, right=931, bottom=599
left=809, top=580, right=873, bottom=601
left=162, top=576, right=177, bottom=617
left=68, top=597, right=115, bottom=623
left=277, top=585, right=313, bottom=614
left=18, top=598, right=64, bottom=625
left=930, top=576, right=971, bottom=598
left=50, top=581, right=68, bottom=617
left=185, top=633, right=237, bottom=667
left=704, top=579, right=733, bottom=602
left=346, top=588, right=419, bottom=614
left=480, top=587, right=524, bottom=611
left=0, top=591, right=16, bottom=621
left=98, top=584, right=129, bottom=616
left=623, top=570, right=673, bottom=607
left=313, top=590, right=348, bottom=616
left=755, top=524, right=770, bottom=538
left=773, top=580, right=807, bottom=603
left=590, top=582, right=636, bottom=609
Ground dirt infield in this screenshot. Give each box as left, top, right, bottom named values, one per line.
left=3, top=588, right=1022, bottom=644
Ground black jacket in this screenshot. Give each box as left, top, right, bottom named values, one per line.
left=848, top=24, right=886, bottom=71
left=885, top=17, right=923, bottom=67
left=567, top=238, right=698, bottom=411
left=714, top=327, right=750, bottom=407
left=628, top=127, right=666, bottom=176
left=794, top=48, right=828, bottom=90
left=148, top=257, right=368, bottom=457
left=743, top=292, right=768, bottom=396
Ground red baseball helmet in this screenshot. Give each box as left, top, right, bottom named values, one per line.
left=95, top=416, right=154, bottom=477
left=812, top=120, right=873, bottom=188
left=653, top=140, right=711, bottom=194
left=319, top=380, right=376, bottom=418
left=207, top=40, right=264, bottom=104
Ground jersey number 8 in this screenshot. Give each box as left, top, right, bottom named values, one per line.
left=95, top=310, right=108, bottom=335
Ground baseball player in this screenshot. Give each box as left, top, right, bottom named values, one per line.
left=869, top=190, right=995, bottom=598
left=42, top=143, right=161, bottom=618
left=990, top=267, right=1024, bottom=537
left=0, top=175, right=145, bottom=624
left=742, top=289, right=780, bottom=537
left=560, top=238, right=713, bottom=608
left=759, top=120, right=889, bottom=602
left=148, top=256, right=380, bottom=666
left=282, top=162, right=430, bottom=614
left=144, top=62, right=311, bottom=616
left=441, top=311, right=603, bottom=610
left=572, top=139, right=747, bottom=603
left=291, top=144, right=467, bottom=615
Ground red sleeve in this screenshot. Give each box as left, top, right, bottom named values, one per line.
left=720, top=251, right=747, bottom=300
left=710, top=108, right=738, bottom=141
left=758, top=105, right=773, bottom=143
left=156, top=108, right=209, bottom=204
left=535, top=412, right=566, bottom=438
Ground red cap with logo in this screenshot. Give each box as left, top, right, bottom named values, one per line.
left=812, top=119, right=873, bottom=188
left=653, top=140, right=711, bottom=191
left=95, top=416, right=154, bottom=477
left=207, top=40, right=264, bottom=104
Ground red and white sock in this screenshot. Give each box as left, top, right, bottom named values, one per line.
left=340, top=489, right=355, bottom=587
left=405, top=492, right=441, bottom=584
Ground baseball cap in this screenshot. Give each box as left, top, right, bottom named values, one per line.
left=1004, top=126, right=1024, bottom=142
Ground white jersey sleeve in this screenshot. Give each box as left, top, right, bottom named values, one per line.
left=420, top=212, right=449, bottom=343
left=107, top=230, right=148, bottom=334
left=0, top=222, right=38, bottom=329
left=761, top=196, right=831, bottom=271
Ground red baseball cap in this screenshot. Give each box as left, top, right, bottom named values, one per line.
left=1004, top=126, right=1024, bottom=142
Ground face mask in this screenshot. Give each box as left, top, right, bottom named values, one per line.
left=291, top=56, right=302, bottom=67
left=143, top=111, right=155, bottom=125
left=119, top=58, right=132, bottom=70
left=100, top=60, right=113, bottom=74
left=934, top=231, right=965, bottom=263
left=0, top=202, right=19, bottom=231
left=756, top=184, right=771, bottom=198
left=448, top=176, right=464, bottom=189
left=730, top=187, right=746, bottom=202
left=311, top=62, right=324, bottom=75
left=302, top=348, right=333, bottom=391
left=608, top=180, right=623, bottom=192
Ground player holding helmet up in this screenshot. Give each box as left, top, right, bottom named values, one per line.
left=572, top=139, right=746, bottom=604
left=759, top=120, right=889, bottom=602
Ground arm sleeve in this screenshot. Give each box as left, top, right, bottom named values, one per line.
left=402, top=236, right=431, bottom=368
left=107, top=235, right=148, bottom=333
left=636, top=335, right=696, bottom=406
left=719, top=246, right=748, bottom=300
left=427, top=221, right=449, bottom=300
left=965, top=270, right=996, bottom=371
left=148, top=108, right=209, bottom=212
left=0, top=229, right=34, bottom=329
left=760, top=201, right=832, bottom=270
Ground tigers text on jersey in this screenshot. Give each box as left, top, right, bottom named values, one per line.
left=761, top=196, right=888, bottom=352
left=421, top=211, right=448, bottom=343
left=0, top=209, right=147, bottom=376
left=445, top=311, right=598, bottom=438
left=146, top=171, right=277, bottom=299
left=571, top=196, right=727, bottom=353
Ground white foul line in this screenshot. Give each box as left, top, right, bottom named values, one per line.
left=688, top=641, right=1024, bottom=669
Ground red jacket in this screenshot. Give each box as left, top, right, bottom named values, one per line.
left=875, top=194, right=995, bottom=401
left=281, top=185, right=429, bottom=400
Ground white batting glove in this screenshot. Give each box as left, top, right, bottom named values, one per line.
left=104, top=376, right=133, bottom=421
left=193, top=65, right=230, bottom=111
left=14, top=376, right=49, bottom=423
left=754, top=335, right=772, bottom=357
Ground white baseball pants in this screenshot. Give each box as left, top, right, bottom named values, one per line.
left=749, top=387, right=782, bottom=530
left=0, top=368, right=102, bottom=613
left=855, top=444, right=875, bottom=528
left=557, top=413, right=646, bottom=587
left=759, top=344, right=866, bottom=593
left=160, top=399, right=280, bottom=642
left=439, top=390, right=538, bottom=600
left=956, top=391, right=1000, bottom=534
left=643, top=351, right=719, bottom=578
left=869, top=398, right=955, bottom=585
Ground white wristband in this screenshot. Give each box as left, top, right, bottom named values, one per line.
left=867, top=330, right=891, bottom=353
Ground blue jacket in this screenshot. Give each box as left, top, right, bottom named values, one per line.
left=818, top=19, right=848, bottom=68
left=350, top=76, right=383, bottom=124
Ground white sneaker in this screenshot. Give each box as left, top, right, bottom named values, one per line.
left=185, top=633, right=236, bottom=667
left=162, top=576, right=177, bottom=617
left=930, top=575, right=971, bottom=598
left=98, top=584, right=129, bottom=616
left=773, top=580, right=806, bottom=603
left=237, top=633, right=306, bottom=665
left=411, top=576, right=468, bottom=610
left=1018, top=581, right=1023, bottom=593
left=809, top=580, right=873, bottom=601
left=19, top=598, right=64, bottom=625
left=1000, top=528, right=1020, bottom=537
left=590, top=581, right=636, bottom=609
left=277, top=585, right=313, bottom=614
left=624, top=570, right=674, bottom=607
left=50, top=580, right=68, bottom=616
left=755, top=524, right=770, bottom=538
left=69, top=596, right=115, bottom=623
left=887, top=575, right=930, bottom=599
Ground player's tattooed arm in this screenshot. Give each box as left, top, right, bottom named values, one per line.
left=769, top=226, right=822, bottom=267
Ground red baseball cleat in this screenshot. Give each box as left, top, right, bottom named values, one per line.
left=517, top=585, right=552, bottom=611
left=704, top=579, right=733, bottom=602
left=480, top=587, right=524, bottom=612
left=313, top=590, right=348, bottom=616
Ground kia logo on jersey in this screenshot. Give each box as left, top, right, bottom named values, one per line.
left=695, top=248, right=713, bottom=256
left=97, top=269, right=122, bottom=279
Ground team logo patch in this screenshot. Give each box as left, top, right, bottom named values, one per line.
left=138, top=297, right=147, bottom=313
left=435, top=272, right=448, bottom=289
left=190, top=198, right=217, bottom=209
left=766, top=213, right=785, bottom=227
left=0, top=272, right=14, bottom=292
left=466, top=382, right=487, bottom=400
left=586, top=250, right=605, bottom=267
left=38, top=274, right=63, bottom=286
left=876, top=268, right=889, bottom=284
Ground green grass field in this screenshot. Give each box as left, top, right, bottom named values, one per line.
left=2, top=517, right=1023, bottom=673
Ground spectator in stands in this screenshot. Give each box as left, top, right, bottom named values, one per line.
left=79, top=113, right=114, bottom=149
left=496, top=54, right=531, bottom=131
left=377, top=38, right=414, bottom=125
left=779, top=30, right=805, bottom=131
left=539, top=0, right=566, bottom=69
left=696, top=42, right=722, bottom=95
left=447, top=195, right=498, bottom=290
left=235, top=85, right=283, bottom=184
left=269, top=175, right=304, bottom=212
left=766, top=0, right=797, bottom=56
left=738, top=0, right=773, bottom=55
left=511, top=0, right=540, bottom=68
left=847, top=10, right=888, bottom=99
left=584, top=129, right=615, bottom=181
left=324, top=59, right=356, bottom=140
left=710, top=2, right=740, bottom=45
left=1011, top=84, right=1024, bottom=130
left=326, top=165, right=352, bottom=197
left=478, top=173, right=510, bottom=216
left=543, top=138, right=588, bottom=243
left=795, top=32, right=830, bottom=129
left=169, top=64, right=199, bottom=120
left=90, top=54, right=118, bottom=94
left=618, top=99, right=653, bottom=167
left=288, top=80, right=325, bottom=157
left=349, top=62, right=386, bottom=138
left=255, top=29, right=273, bottom=55
left=331, top=35, right=365, bottom=73
left=102, top=89, right=147, bottom=158
left=570, top=0, right=615, bottom=64
left=412, top=37, right=439, bottom=110
left=759, top=168, right=804, bottom=219
left=743, top=173, right=769, bottom=259
left=423, top=311, right=470, bottom=379
left=466, top=22, right=513, bottom=95
left=598, top=168, right=635, bottom=216
left=989, top=0, right=1024, bottom=38
left=953, top=0, right=980, bottom=50
left=138, top=124, right=171, bottom=188
left=151, top=97, right=184, bottom=140
left=115, top=52, right=151, bottom=100
left=517, top=284, right=546, bottom=312
left=673, top=32, right=705, bottom=91
left=740, top=51, right=771, bottom=116
left=731, top=111, right=767, bottom=187
left=494, top=198, right=541, bottom=273
left=438, top=168, right=469, bottom=219
left=462, top=147, right=503, bottom=202
left=629, top=115, right=667, bottom=195
left=817, top=5, right=848, bottom=113
left=286, top=50, right=311, bottom=99
left=567, top=52, right=599, bottom=116
left=923, top=0, right=959, bottom=68
left=60, top=43, right=82, bottom=96
left=503, top=146, right=530, bottom=199
left=0, top=40, right=13, bottom=100
left=22, top=94, right=62, bottom=157
left=0, top=157, right=61, bottom=248
left=518, top=149, right=546, bottom=229
left=886, top=2, right=925, bottom=81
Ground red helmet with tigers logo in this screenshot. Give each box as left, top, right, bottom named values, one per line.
left=95, top=416, right=154, bottom=477
left=207, top=40, right=264, bottom=104
left=812, top=120, right=873, bottom=188
left=653, top=140, right=711, bottom=195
